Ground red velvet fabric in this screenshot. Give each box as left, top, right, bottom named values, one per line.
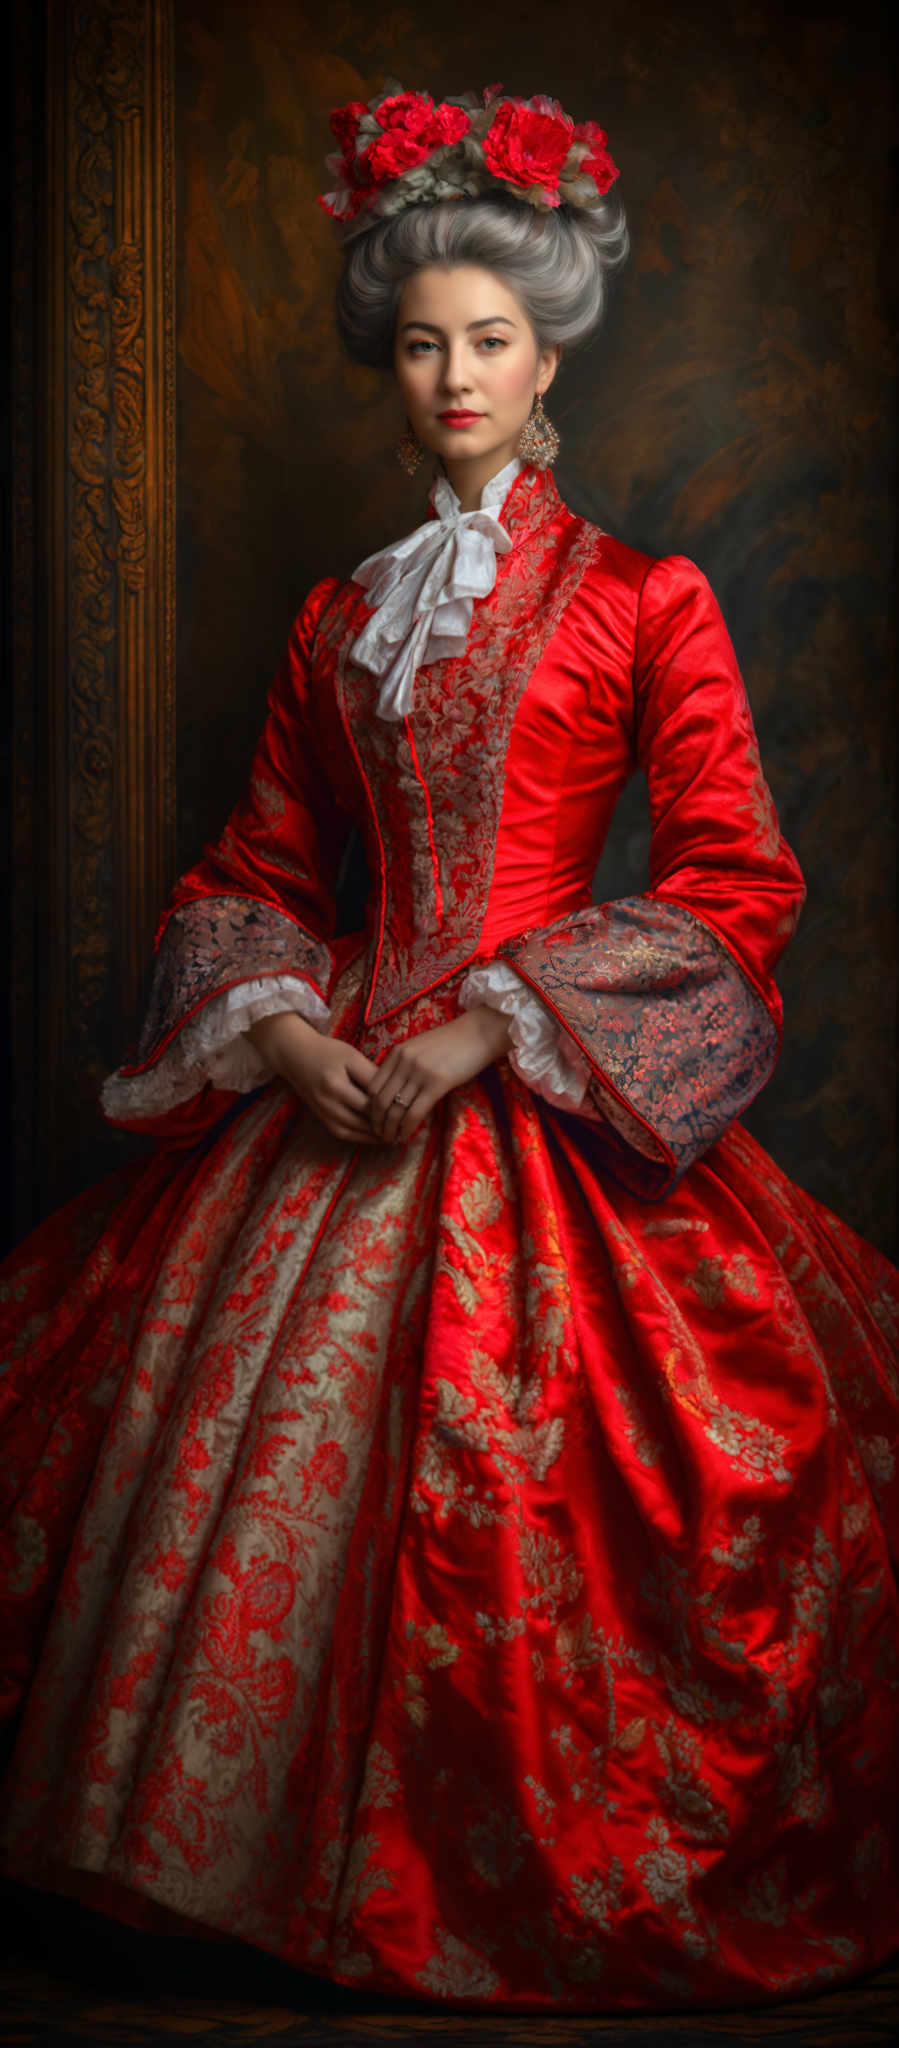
left=1, top=463, right=897, bottom=2010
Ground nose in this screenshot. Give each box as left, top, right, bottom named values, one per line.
left=440, top=340, right=474, bottom=397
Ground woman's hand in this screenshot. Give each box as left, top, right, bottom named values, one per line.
left=246, top=1012, right=381, bottom=1145
left=366, top=1005, right=512, bottom=1143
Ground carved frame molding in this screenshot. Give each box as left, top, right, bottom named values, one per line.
left=10, top=0, right=176, bottom=1236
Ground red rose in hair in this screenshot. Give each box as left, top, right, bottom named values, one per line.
left=482, top=98, right=574, bottom=199
left=572, top=119, right=620, bottom=195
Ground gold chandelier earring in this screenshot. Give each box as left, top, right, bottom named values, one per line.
left=518, top=393, right=560, bottom=469
left=396, top=417, right=424, bottom=476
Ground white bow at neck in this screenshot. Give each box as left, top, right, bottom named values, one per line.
left=349, top=455, right=523, bottom=721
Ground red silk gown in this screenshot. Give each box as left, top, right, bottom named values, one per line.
left=1, top=463, right=897, bottom=2011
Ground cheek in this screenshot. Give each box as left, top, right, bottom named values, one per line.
left=492, top=352, right=539, bottom=399
left=397, top=356, right=435, bottom=400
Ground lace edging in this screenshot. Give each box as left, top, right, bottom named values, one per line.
left=102, top=975, right=330, bottom=1121
left=459, top=961, right=589, bottom=1109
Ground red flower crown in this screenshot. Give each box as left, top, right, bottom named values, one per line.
left=318, top=81, right=619, bottom=240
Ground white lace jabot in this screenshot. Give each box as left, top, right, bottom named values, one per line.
left=349, top=455, right=523, bottom=721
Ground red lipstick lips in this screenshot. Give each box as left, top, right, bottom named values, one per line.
left=438, top=411, right=482, bottom=425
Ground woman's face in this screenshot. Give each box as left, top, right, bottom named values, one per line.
left=393, top=264, right=560, bottom=506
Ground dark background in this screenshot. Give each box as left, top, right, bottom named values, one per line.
left=4, top=0, right=897, bottom=1253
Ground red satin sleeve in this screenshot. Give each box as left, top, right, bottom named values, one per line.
left=637, top=555, right=805, bottom=1012
left=497, top=555, right=807, bottom=1198
left=104, top=577, right=352, bottom=1136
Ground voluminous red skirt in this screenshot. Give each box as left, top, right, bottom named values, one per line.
left=1, top=981, right=898, bottom=2010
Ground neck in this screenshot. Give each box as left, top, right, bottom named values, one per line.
left=441, top=444, right=521, bottom=512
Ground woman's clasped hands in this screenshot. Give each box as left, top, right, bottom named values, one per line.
left=246, top=1006, right=512, bottom=1147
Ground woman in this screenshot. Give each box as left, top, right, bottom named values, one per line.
left=1, top=82, right=897, bottom=2011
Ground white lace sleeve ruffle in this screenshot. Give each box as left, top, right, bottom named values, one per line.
left=101, top=975, right=330, bottom=1122
left=459, top=961, right=590, bottom=1110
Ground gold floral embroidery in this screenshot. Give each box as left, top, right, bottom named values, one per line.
left=399, top=1619, right=462, bottom=1728
left=524, top=1774, right=558, bottom=1846
left=636, top=1817, right=708, bottom=1956
left=569, top=1859, right=624, bottom=1929
left=415, top=1928, right=500, bottom=2000
left=735, top=729, right=783, bottom=859
left=687, top=1253, right=760, bottom=1308
left=466, top=1796, right=533, bottom=1891
left=710, top=1514, right=763, bottom=1572
left=358, top=1742, right=401, bottom=1810
left=653, top=1718, right=730, bottom=1843
left=612, top=1382, right=663, bottom=1468
left=518, top=1524, right=583, bottom=1621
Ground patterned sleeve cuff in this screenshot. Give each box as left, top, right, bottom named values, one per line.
left=496, top=897, right=780, bottom=1195
left=459, top=961, right=590, bottom=1109
left=101, top=974, right=329, bottom=1122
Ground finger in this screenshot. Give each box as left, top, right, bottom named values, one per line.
left=315, top=1085, right=381, bottom=1136
left=367, top=1051, right=402, bottom=1106
left=332, top=1071, right=378, bottom=1115
left=323, top=1116, right=380, bottom=1145
left=327, top=1098, right=380, bottom=1136
left=367, top=1057, right=406, bottom=1134
left=343, top=1070, right=375, bottom=1110
left=396, top=1094, right=431, bottom=1141
left=343, top=1046, right=379, bottom=1089
left=381, top=1082, right=425, bottom=1144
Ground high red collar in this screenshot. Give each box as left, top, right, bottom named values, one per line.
left=424, top=461, right=564, bottom=542
left=499, top=462, right=564, bottom=540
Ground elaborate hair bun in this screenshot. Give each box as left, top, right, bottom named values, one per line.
left=319, top=80, right=620, bottom=243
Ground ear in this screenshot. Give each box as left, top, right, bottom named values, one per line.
left=535, top=344, right=562, bottom=397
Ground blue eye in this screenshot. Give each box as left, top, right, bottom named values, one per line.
left=405, top=336, right=507, bottom=356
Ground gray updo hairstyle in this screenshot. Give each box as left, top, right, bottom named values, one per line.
left=336, top=192, right=629, bottom=369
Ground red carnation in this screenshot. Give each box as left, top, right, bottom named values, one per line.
left=483, top=98, right=574, bottom=198
left=329, top=100, right=370, bottom=156
left=572, top=119, right=620, bottom=195
left=364, top=91, right=469, bottom=183
left=433, top=102, right=471, bottom=147
left=377, top=89, right=437, bottom=139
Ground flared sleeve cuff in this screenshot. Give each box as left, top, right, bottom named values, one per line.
left=494, top=896, right=780, bottom=1198
left=102, top=972, right=329, bottom=1122
left=101, top=895, right=335, bottom=1127
left=459, top=961, right=591, bottom=1110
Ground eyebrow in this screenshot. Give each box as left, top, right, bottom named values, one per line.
left=399, top=315, right=518, bottom=334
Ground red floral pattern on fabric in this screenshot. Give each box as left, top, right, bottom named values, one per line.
left=1, top=976, right=898, bottom=2005
left=500, top=897, right=778, bottom=1197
